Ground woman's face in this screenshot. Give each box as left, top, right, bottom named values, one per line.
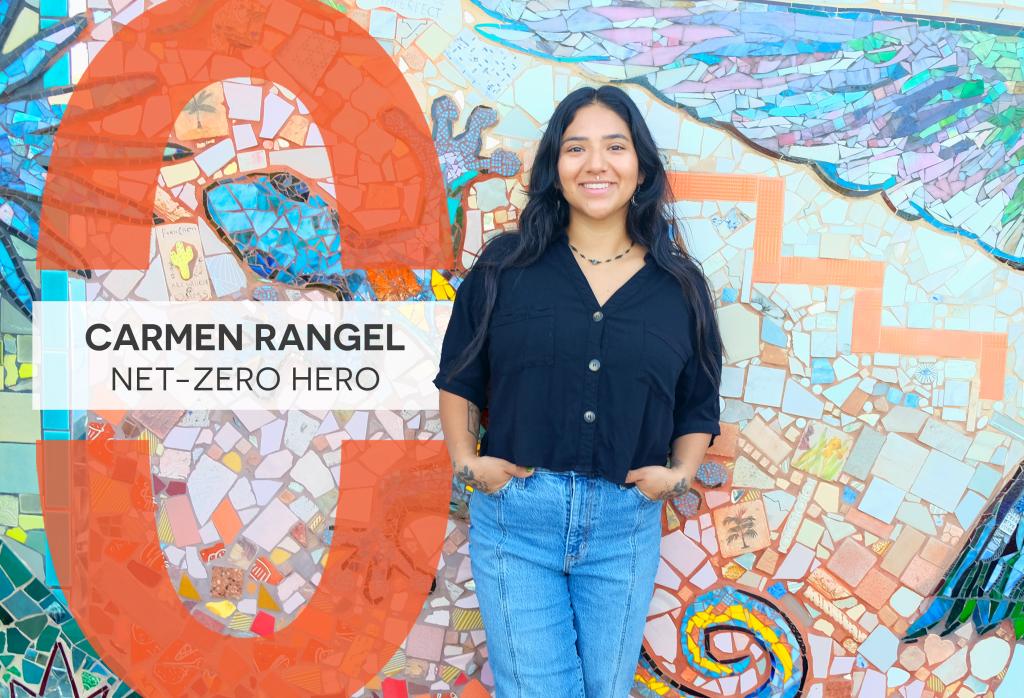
left=557, top=103, right=643, bottom=225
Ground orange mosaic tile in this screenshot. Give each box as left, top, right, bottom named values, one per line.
left=844, top=506, right=896, bottom=540
left=761, top=344, right=789, bottom=366
left=856, top=571, right=899, bottom=610
left=706, top=422, right=739, bottom=459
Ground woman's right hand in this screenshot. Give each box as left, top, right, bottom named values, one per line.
left=454, top=455, right=534, bottom=494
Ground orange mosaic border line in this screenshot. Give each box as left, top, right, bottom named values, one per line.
left=667, top=172, right=1006, bottom=400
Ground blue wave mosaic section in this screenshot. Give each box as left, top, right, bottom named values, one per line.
left=472, top=0, right=1024, bottom=266
left=906, top=467, right=1024, bottom=640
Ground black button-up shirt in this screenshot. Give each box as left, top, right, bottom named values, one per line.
left=433, top=232, right=721, bottom=485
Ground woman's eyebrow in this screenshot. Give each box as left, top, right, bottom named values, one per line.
left=561, top=133, right=630, bottom=144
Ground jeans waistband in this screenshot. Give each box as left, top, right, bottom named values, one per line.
left=531, top=467, right=600, bottom=480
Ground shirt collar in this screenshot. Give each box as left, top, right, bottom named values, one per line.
left=552, top=231, right=656, bottom=310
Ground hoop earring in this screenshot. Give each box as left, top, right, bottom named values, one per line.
left=631, top=193, right=638, bottom=207
left=556, top=197, right=563, bottom=214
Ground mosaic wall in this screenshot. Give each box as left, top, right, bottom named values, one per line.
left=3, top=0, right=1024, bottom=695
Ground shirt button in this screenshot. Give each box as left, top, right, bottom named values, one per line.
left=592, top=311, right=604, bottom=322
left=588, top=359, right=601, bottom=372
left=583, top=410, right=596, bottom=423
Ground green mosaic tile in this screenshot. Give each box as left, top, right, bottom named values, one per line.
left=0, top=443, right=38, bottom=493
left=0, top=393, right=39, bottom=442
left=16, top=615, right=46, bottom=640
left=18, top=494, right=40, bottom=515
left=0, top=543, right=32, bottom=587
left=0, top=495, right=17, bottom=526
left=6, top=628, right=28, bottom=654
left=15, top=334, right=30, bottom=363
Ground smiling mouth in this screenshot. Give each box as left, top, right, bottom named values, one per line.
left=580, top=182, right=613, bottom=190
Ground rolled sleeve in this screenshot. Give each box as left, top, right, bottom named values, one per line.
left=671, top=302, right=722, bottom=447
left=433, top=267, right=489, bottom=409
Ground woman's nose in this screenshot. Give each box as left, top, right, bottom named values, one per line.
left=585, top=150, right=607, bottom=171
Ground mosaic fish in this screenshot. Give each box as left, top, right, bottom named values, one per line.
left=905, top=466, right=1024, bottom=640
left=202, top=97, right=521, bottom=301
left=472, top=0, right=1024, bottom=267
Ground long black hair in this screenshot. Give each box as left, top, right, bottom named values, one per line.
left=447, top=85, right=723, bottom=390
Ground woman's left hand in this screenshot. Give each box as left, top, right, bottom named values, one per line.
left=624, top=465, right=693, bottom=501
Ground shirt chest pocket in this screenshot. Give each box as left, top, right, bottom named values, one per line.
left=489, top=306, right=555, bottom=374
left=640, top=324, right=688, bottom=405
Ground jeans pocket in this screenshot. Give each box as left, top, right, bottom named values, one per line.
left=484, top=475, right=515, bottom=497
left=631, top=485, right=658, bottom=504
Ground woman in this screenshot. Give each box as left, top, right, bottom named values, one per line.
left=433, top=85, right=722, bottom=697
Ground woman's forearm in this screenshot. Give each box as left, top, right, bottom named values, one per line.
left=439, top=389, right=482, bottom=466
left=669, top=432, right=712, bottom=478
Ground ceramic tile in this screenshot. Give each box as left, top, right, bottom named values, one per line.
left=858, top=478, right=905, bottom=525
left=910, top=451, right=973, bottom=512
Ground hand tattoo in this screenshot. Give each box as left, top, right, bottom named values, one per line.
left=454, top=460, right=491, bottom=493
left=656, top=476, right=690, bottom=501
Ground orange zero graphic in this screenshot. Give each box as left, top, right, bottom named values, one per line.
left=37, top=1, right=454, bottom=695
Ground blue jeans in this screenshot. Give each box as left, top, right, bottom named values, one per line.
left=467, top=467, right=663, bottom=698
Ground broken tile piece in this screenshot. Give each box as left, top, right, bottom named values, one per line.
left=782, top=379, right=824, bottom=419
left=242, top=499, right=300, bottom=551
left=918, top=418, right=972, bottom=459
left=210, top=567, right=244, bottom=600
left=873, top=434, right=928, bottom=490
left=290, top=451, right=334, bottom=498
left=717, top=303, right=760, bottom=362
left=205, top=600, right=237, bottom=618
left=880, top=406, right=928, bottom=433
left=179, top=575, right=201, bottom=601
left=859, top=626, right=898, bottom=671
left=775, top=542, right=815, bottom=580
left=744, top=365, right=786, bottom=406
left=258, top=585, right=280, bottom=612
left=732, top=456, right=775, bottom=490
left=910, top=451, right=972, bottom=512
left=858, top=477, right=905, bottom=525
left=826, top=539, right=876, bottom=587
left=250, top=611, right=276, bottom=638
left=187, top=455, right=238, bottom=525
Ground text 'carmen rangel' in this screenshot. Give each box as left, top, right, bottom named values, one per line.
left=83, top=323, right=407, bottom=352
